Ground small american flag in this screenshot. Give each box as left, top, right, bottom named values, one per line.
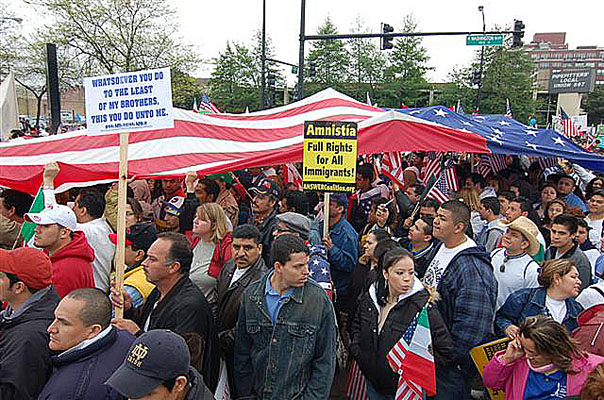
left=505, top=98, right=513, bottom=119
left=346, top=359, right=369, bottom=400
left=538, top=157, right=559, bottom=170
left=560, top=107, right=580, bottom=138
left=444, top=159, right=459, bottom=193
left=426, top=173, right=449, bottom=204
left=476, top=154, right=507, bottom=176
left=387, top=317, right=423, bottom=400
left=199, top=94, right=220, bottom=114
left=422, top=151, right=443, bottom=183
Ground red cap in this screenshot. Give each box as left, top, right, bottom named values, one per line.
left=0, top=248, right=52, bottom=289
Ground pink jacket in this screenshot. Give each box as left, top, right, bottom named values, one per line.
left=483, top=350, right=604, bottom=399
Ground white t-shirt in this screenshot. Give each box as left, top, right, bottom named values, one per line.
left=230, top=266, right=251, bottom=288
left=576, top=281, right=604, bottom=309
left=422, top=237, right=476, bottom=288
left=491, top=249, right=540, bottom=310
left=545, top=296, right=567, bottom=323
left=585, top=216, right=603, bottom=247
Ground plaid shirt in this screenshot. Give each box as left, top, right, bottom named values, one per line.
left=435, top=244, right=497, bottom=365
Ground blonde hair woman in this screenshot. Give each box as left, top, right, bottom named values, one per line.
left=460, top=188, right=483, bottom=237
left=190, top=203, right=232, bottom=313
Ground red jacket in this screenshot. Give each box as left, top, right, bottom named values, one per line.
left=186, top=232, right=233, bottom=278
left=49, top=231, right=95, bottom=298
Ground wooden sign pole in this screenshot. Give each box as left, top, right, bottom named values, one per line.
left=114, top=132, right=129, bottom=319
left=323, top=192, right=330, bottom=239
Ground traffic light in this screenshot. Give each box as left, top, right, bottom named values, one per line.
left=308, top=61, right=316, bottom=77
left=513, top=20, right=525, bottom=48
left=472, top=70, right=481, bottom=86
left=381, top=23, right=394, bottom=50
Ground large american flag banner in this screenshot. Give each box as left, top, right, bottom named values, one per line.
left=3, top=89, right=604, bottom=195
left=397, top=106, right=604, bottom=174
left=1, top=89, right=498, bottom=195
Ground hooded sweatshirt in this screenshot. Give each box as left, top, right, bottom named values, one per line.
left=0, top=286, right=59, bottom=400
left=49, top=230, right=95, bottom=298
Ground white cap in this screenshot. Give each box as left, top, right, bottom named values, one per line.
left=25, top=204, right=78, bottom=231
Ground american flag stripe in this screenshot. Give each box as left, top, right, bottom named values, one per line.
left=444, top=167, right=459, bottom=192
left=283, top=163, right=303, bottom=190
left=560, top=107, right=581, bottom=138
left=346, top=360, right=369, bottom=400
left=396, top=379, right=422, bottom=400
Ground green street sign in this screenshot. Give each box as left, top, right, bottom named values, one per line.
left=466, top=34, right=504, bottom=46
left=291, top=66, right=298, bottom=74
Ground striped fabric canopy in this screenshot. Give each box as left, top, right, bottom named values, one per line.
left=1, top=88, right=494, bottom=194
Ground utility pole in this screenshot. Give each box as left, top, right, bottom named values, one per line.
left=260, top=0, right=266, bottom=108
left=476, top=5, right=485, bottom=112
left=297, top=0, right=306, bottom=100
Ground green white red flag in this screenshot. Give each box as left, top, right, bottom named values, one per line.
left=387, top=304, right=436, bottom=399
left=18, top=186, right=44, bottom=247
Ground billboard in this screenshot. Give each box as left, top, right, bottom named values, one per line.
left=549, top=69, right=596, bottom=94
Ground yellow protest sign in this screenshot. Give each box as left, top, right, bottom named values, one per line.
left=303, top=121, right=357, bottom=193
left=470, top=337, right=511, bottom=400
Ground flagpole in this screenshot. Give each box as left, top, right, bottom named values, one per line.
left=114, top=132, right=129, bottom=319
left=323, top=192, right=330, bottom=239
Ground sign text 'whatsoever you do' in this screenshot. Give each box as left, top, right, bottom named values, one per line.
left=84, top=67, right=174, bottom=135
left=303, top=121, right=358, bottom=193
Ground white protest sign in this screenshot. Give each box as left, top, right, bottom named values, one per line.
left=84, top=67, right=173, bottom=135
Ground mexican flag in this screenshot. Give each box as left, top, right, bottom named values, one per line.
left=19, top=186, right=44, bottom=247
left=387, top=304, right=436, bottom=398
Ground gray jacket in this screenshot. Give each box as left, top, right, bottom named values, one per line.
left=233, top=275, right=337, bottom=399
left=545, top=243, right=592, bottom=290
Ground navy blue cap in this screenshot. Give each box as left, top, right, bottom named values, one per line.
left=330, top=193, right=349, bottom=209
left=250, top=178, right=281, bottom=199
left=105, top=330, right=190, bottom=399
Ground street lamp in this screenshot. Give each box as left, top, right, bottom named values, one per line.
left=476, top=5, right=486, bottom=112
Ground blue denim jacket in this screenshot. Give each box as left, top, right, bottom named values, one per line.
left=495, top=287, right=584, bottom=336
left=233, top=275, right=337, bottom=399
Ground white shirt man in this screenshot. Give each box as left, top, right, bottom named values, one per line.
left=492, top=217, right=541, bottom=309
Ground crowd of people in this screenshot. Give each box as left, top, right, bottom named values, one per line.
left=1, top=152, right=604, bottom=400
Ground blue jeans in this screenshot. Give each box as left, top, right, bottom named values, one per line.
left=432, top=366, right=470, bottom=400
left=367, top=381, right=394, bottom=400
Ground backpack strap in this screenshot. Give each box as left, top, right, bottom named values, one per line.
left=592, top=286, right=604, bottom=300
left=524, top=259, right=540, bottom=280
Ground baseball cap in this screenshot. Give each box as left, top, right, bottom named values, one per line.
left=330, top=193, right=349, bottom=209
left=277, top=212, right=310, bottom=240
left=0, top=248, right=52, bottom=289
left=24, top=204, right=78, bottom=231
left=207, top=173, right=233, bottom=184
left=105, top=330, right=190, bottom=399
left=250, top=178, right=281, bottom=199
left=498, top=216, right=540, bottom=256
left=163, top=196, right=185, bottom=217
left=109, top=222, right=157, bottom=252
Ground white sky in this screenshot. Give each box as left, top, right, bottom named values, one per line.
left=12, top=0, right=604, bottom=82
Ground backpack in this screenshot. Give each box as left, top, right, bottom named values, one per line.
left=572, top=303, right=604, bottom=357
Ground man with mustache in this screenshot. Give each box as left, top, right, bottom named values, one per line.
left=216, top=224, right=267, bottom=392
